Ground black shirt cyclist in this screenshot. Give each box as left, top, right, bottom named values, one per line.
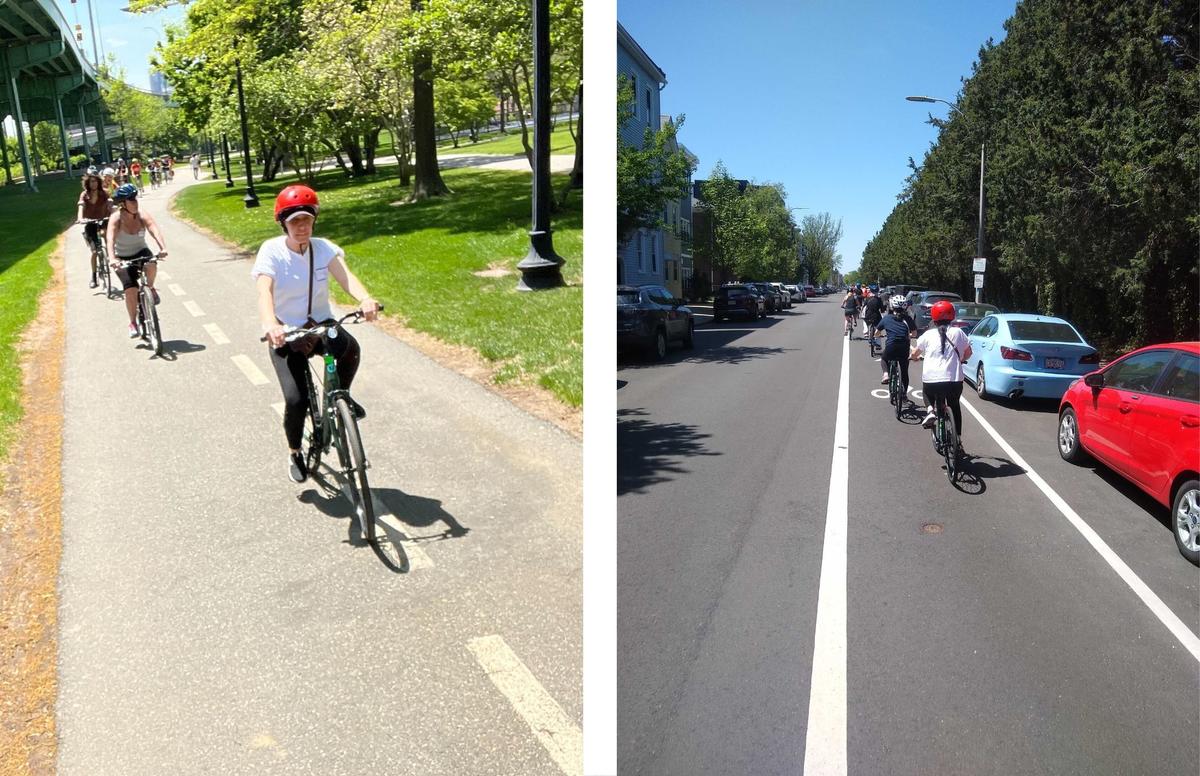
left=875, top=305, right=916, bottom=390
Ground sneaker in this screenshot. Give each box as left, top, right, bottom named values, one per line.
left=127, top=322, right=139, bottom=338
left=151, top=287, right=160, bottom=305
left=880, top=375, right=889, bottom=385
left=288, top=452, right=308, bottom=483
left=922, top=410, right=937, bottom=429
left=347, top=397, right=366, bottom=421
left=89, top=277, right=98, bottom=289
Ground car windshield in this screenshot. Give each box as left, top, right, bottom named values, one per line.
left=1007, top=321, right=1082, bottom=342
left=722, top=287, right=748, bottom=297
left=617, top=291, right=640, bottom=305
left=955, top=304, right=995, bottom=318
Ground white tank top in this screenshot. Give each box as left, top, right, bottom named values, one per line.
left=113, top=215, right=149, bottom=257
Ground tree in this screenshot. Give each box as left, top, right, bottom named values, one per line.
left=616, top=78, right=692, bottom=242
left=409, top=0, right=450, bottom=199
left=798, top=213, right=843, bottom=286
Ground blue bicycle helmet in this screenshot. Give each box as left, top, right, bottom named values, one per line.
left=112, top=183, right=139, bottom=202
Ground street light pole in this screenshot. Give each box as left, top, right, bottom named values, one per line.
left=516, top=0, right=565, bottom=291
left=221, top=131, right=233, bottom=187
left=234, top=58, right=259, bottom=208
left=906, top=95, right=986, bottom=302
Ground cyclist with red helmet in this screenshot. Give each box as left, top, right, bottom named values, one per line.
left=252, top=184, right=380, bottom=483
left=910, top=299, right=973, bottom=444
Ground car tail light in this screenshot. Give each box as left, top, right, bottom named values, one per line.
left=1078, top=351, right=1099, bottom=364
left=1000, top=346, right=1033, bottom=361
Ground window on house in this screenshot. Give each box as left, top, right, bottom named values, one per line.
left=651, top=236, right=657, bottom=272
left=630, top=75, right=638, bottom=118
left=636, top=232, right=644, bottom=270
left=645, top=89, right=652, bottom=124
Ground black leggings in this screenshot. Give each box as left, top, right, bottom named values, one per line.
left=882, top=343, right=910, bottom=392
left=923, top=380, right=963, bottom=436
left=269, top=326, right=361, bottom=449
left=82, top=220, right=107, bottom=255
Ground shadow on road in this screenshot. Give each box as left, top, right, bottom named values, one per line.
left=619, top=325, right=794, bottom=370
left=966, top=454, right=1026, bottom=479
left=975, top=394, right=1062, bottom=414
left=140, top=339, right=207, bottom=360
left=618, top=407, right=720, bottom=495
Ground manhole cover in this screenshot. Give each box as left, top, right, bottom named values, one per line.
left=920, top=522, right=944, bottom=534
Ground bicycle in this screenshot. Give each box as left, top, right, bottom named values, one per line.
left=81, top=218, right=113, bottom=298
left=929, top=395, right=961, bottom=482
left=116, top=253, right=165, bottom=357
left=867, top=324, right=879, bottom=358
left=263, top=309, right=383, bottom=544
left=887, top=358, right=904, bottom=421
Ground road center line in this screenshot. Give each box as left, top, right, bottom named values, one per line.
left=231, top=354, right=270, bottom=386
left=203, top=322, right=230, bottom=345
left=168, top=283, right=186, bottom=297
left=960, top=398, right=1200, bottom=662
left=183, top=300, right=205, bottom=318
left=804, top=332, right=849, bottom=775
left=467, top=635, right=582, bottom=776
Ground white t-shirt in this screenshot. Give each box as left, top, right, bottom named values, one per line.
left=251, top=235, right=342, bottom=327
left=914, top=326, right=969, bottom=382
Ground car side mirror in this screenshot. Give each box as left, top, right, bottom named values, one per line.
left=1083, top=372, right=1104, bottom=389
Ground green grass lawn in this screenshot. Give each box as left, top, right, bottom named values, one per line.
left=0, top=178, right=78, bottom=461
left=372, top=123, right=577, bottom=160
left=175, top=165, right=582, bottom=406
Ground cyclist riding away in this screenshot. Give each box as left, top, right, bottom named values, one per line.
left=862, top=285, right=885, bottom=347
left=875, top=295, right=916, bottom=389
left=253, top=185, right=380, bottom=484
left=107, top=184, right=168, bottom=338
left=911, top=300, right=972, bottom=446
left=841, top=286, right=860, bottom=337
left=76, top=170, right=111, bottom=289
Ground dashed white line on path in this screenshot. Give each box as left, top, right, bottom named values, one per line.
left=183, top=300, right=205, bottom=317
left=203, top=322, right=230, bottom=345
left=157, top=269, right=171, bottom=281
left=271, top=402, right=284, bottom=417
left=803, top=333, right=849, bottom=776
left=168, top=283, right=186, bottom=297
left=960, top=397, right=1200, bottom=662
left=231, top=354, right=269, bottom=386
left=373, top=494, right=435, bottom=570
left=467, top=635, right=582, bottom=776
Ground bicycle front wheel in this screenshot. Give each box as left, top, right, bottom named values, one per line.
left=334, top=397, right=376, bottom=543
left=141, top=286, right=163, bottom=356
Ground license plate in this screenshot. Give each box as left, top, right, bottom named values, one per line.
left=1045, top=357, right=1065, bottom=369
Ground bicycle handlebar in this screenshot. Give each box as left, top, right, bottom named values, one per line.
left=113, top=253, right=166, bottom=269
left=259, top=306, right=384, bottom=343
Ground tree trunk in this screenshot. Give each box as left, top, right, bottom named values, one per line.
left=508, top=68, right=533, bottom=168
left=364, top=126, right=380, bottom=174
left=343, top=134, right=365, bottom=176
left=410, top=0, right=449, bottom=200
left=561, top=81, right=582, bottom=204
left=499, top=96, right=507, bottom=133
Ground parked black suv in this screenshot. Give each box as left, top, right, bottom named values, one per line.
left=714, top=284, right=765, bottom=321
left=617, top=284, right=695, bottom=360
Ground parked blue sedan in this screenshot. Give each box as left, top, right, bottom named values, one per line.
left=963, top=313, right=1100, bottom=400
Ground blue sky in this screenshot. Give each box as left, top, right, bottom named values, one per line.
left=55, top=0, right=186, bottom=90
left=618, top=0, right=1018, bottom=273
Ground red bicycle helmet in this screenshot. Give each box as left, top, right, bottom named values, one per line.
left=931, top=300, right=956, bottom=323
left=274, top=185, right=320, bottom=222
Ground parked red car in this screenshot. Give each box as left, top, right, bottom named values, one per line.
left=1057, top=342, right=1200, bottom=564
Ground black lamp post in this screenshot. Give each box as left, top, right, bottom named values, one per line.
left=906, top=95, right=986, bottom=303
left=516, top=0, right=565, bottom=291
left=221, top=132, right=233, bottom=188
left=234, top=58, right=259, bottom=208
left=205, top=132, right=217, bottom=180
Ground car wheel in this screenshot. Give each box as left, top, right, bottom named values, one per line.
left=651, top=328, right=667, bottom=361
left=1057, top=407, right=1088, bottom=464
left=1172, top=480, right=1200, bottom=566
left=976, top=364, right=988, bottom=399
left=683, top=321, right=694, bottom=349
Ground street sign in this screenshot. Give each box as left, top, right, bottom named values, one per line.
left=974, top=273, right=985, bottom=289
left=973, top=258, right=987, bottom=273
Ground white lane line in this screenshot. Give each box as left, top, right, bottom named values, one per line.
left=183, top=300, right=205, bottom=317
left=372, top=494, right=435, bottom=570
left=804, top=333, right=849, bottom=776
left=231, top=354, right=270, bottom=386
left=271, top=402, right=284, bottom=417
left=467, top=635, right=582, bottom=776
left=157, top=269, right=171, bottom=281
left=960, top=398, right=1200, bottom=662
left=203, top=322, right=230, bottom=345
left=168, top=283, right=186, bottom=297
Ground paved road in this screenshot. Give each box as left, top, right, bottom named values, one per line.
left=618, top=297, right=1199, bottom=775
left=57, top=177, right=581, bottom=775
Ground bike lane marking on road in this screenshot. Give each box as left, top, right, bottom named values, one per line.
left=157, top=269, right=171, bottom=281
left=231, top=354, right=270, bottom=386
left=168, top=283, right=186, bottom=297
left=960, top=397, right=1200, bottom=662
left=183, top=300, right=205, bottom=317
left=203, top=322, right=230, bottom=345
left=372, top=494, right=435, bottom=570
left=467, top=634, right=582, bottom=776
left=803, top=332, right=849, bottom=776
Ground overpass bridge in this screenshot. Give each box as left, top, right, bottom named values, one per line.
left=0, top=0, right=120, bottom=190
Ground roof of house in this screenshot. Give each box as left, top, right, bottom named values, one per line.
left=618, top=22, right=667, bottom=85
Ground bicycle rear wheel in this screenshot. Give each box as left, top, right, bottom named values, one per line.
left=334, top=396, right=376, bottom=543
left=99, top=254, right=112, bottom=297
left=942, top=413, right=959, bottom=482
left=890, top=364, right=903, bottom=420
left=140, top=285, right=163, bottom=356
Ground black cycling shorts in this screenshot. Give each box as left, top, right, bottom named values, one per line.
left=114, top=248, right=154, bottom=290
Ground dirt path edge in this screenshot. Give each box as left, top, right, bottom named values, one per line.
left=0, top=237, right=66, bottom=776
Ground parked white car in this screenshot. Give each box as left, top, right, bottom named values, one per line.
left=785, top=284, right=806, bottom=303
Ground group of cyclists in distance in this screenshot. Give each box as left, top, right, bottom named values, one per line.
left=841, top=282, right=972, bottom=455
left=75, top=165, right=379, bottom=483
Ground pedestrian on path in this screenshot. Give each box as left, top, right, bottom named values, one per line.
left=252, top=184, right=381, bottom=483
left=190, top=153, right=200, bottom=180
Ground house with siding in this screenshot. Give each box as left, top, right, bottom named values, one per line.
left=617, top=23, right=668, bottom=287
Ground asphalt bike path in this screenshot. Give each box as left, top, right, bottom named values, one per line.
left=617, top=298, right=1198, bottom=775
left=57, top=177, right=581, bottom=775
